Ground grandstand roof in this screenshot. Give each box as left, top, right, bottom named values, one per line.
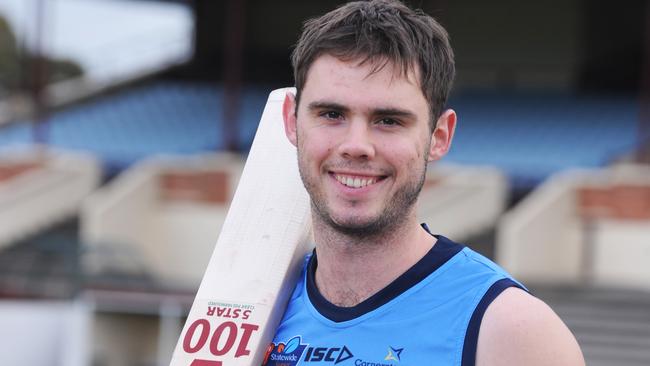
left=0, top=0, right=192, bottom=85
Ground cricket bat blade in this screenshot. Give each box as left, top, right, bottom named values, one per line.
left=170, top=87, right=312, bottom=366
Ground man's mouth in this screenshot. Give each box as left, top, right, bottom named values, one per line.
left=333, top=173, right=384, bottom=189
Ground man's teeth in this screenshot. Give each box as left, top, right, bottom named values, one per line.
left=335, top=175, right=377, bottom=188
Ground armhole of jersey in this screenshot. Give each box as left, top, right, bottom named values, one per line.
left=461, top=278, right=525, bottom=366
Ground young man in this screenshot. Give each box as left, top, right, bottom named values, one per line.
left=264, top=1, right=585, bottom=365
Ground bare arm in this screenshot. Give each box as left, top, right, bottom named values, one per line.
left=476, top=287, right=585, bottom=366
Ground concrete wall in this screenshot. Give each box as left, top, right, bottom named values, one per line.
left=497, top=172, right=584, bottom=284
left=438, top=0, right=582, bottom=91
left=592, top=220, right=650, bottom=288
left=498, top=165, right=650, bottom=289
left=82, top=153, right=244, bottom=289
left=0, top=300, right=91, bottom=366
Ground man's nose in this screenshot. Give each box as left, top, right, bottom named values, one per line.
left=336, top=120, right=375, bottom=159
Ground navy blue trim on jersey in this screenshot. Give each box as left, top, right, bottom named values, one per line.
left=307, top=233, right=464, bottom=322
left=461, top=278, right=525, bottom=366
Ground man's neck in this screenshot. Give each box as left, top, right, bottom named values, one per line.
left=312, top=213, right=437, bottom=307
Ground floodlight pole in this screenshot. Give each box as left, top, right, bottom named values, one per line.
left=222, top=0, right=247, bottom=152
left=638, top=0, right=650, bottom=162
left=30, top=0, right=49, bottom=147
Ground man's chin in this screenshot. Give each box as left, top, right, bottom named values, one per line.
left=327, top=215, right=389, bottom=238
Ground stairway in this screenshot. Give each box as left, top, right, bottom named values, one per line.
left=533, top=285, right=650, bottom=366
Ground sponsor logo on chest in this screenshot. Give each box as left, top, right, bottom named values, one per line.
left=263, top=336, right=404, bottom=366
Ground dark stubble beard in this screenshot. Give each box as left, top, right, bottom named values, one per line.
left=297, top=154, right=428, bottom=240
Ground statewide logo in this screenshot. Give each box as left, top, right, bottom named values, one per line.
left=384, top=347, right=403, bottom=362
left=262, top=336, right=309, bottom=366
left=304, top=345, right=354, bottom=364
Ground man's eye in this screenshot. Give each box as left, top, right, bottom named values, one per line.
left=321, top=111, right=342, bottom=120
left=377, top=118, right=399, bottom=126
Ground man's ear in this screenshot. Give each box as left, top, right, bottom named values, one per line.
left=427, top=109, right=456, bottom=162
left=283, top=92, right=298, bottom=147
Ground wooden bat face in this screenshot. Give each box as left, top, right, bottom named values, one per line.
left=170, top=88, right=313, bottom=366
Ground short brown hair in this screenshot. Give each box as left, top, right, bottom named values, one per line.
left=291, top=0, right=455, bottom=127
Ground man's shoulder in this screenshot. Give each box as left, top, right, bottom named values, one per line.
left=436, top=236, right=525, bottom=288
left=477, top=287, right=585, bottom=366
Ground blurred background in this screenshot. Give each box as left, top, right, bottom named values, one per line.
left=0, top=0, right=649, bottom=365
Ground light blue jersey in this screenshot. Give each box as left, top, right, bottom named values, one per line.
left=262, top=230, right=525, bottom=366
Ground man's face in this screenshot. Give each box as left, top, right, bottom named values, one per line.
left=284, top=54, right=450, bottom=236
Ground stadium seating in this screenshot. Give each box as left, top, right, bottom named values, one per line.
left=446, top=93, right=639, bottom=187
left=0, top=83, right=639, bottom=187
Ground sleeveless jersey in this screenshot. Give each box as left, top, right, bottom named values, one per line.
left=262, top=231, right=525, bottom=366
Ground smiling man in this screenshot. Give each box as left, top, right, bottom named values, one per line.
left=263, top=1, right=585, bottom=365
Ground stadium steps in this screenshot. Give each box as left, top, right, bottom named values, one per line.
left=0, top=219, right=158, bottom=298
left=0, top=219, right=83, bottom=298
left=532, top=286, right=650, bottom=366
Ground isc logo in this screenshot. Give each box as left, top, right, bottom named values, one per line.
left=303, top=345, right=354, bottom=364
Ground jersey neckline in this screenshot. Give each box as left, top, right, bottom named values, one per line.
left=306, top=225, right=464, bottom=322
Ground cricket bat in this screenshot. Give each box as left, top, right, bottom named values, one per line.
left=169, top=88, right=313, bottom=366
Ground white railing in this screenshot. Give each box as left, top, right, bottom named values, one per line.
left=81, top=163, right=159, bottom=254
left=497, top=164, right=650, bottom=289
left=0, top=146, right=100, bottom=248
left=81, top=153, right=244, bottom=289
left=419, top=164, right=508, bottom=240
left=497, top=171, right=586, bottom=284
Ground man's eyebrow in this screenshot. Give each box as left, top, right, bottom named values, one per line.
left=373, top=108, right=417, bottom=119
left=307, top=101, right=350, bottom=113
left=307, top=102, right=416, bottom=119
